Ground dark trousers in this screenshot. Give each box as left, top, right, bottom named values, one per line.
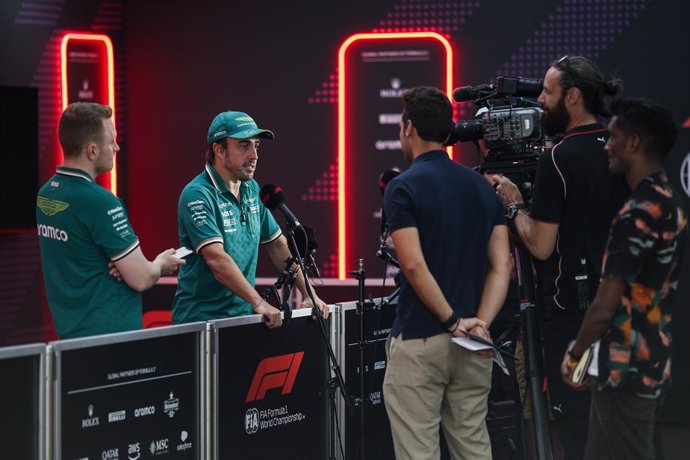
left=543, top=311, right=590, bottom=460
left=585, top=386, right=659, bottom=460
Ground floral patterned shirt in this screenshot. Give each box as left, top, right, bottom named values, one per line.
left=599, top=170, right=687, bottom=394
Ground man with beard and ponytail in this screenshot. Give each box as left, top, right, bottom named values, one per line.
left=172, top=110, right=328, bottom=327
left=492, top=56, right=629, bottom=458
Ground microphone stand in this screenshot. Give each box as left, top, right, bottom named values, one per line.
left=347, top=234, right=400, bottom=459
left=348, top=258, right=377, bottom=460
left=260, top=257, right=298, bottom=324
left=376, top=233, right=401, bottom=309
left=284, top=223, right=353, bottom=460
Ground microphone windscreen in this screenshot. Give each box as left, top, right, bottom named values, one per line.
left=259, top=184, right=286, bottom=210
left=452, top=86, right=476, bottom=102
left=379, top=170, right=401, bottom=196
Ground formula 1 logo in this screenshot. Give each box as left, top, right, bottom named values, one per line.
left=245, top=352, right=304, bottom=402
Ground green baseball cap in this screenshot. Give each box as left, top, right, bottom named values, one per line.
left=207, top=110, right=274, bottom=143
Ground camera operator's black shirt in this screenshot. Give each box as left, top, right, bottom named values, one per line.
left=529, top=123, right=629, bottom=315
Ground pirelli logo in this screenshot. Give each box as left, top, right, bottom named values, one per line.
left=245, top=352, right=304, bottom=403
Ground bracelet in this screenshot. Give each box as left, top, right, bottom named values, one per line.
left=440, top=311, right=460, bottom=331
left=566, top=357, right=579, bottom=371
left=254, top=298, right=265, bottom=312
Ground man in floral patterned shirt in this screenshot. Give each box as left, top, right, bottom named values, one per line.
left=561, top=98, right=687, bottom=459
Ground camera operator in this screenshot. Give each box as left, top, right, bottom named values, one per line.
left=492, top=55, right=629, bottom=459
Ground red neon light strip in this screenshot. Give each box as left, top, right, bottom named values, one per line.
left=337, top=32, right=454, bottom=279
left=60, top=33, right=117, bottom=195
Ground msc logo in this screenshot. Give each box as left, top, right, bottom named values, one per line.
left=245, top=352, right=304, bottom=402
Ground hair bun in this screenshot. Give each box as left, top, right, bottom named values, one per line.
left=604, top=79, right=623, bottom=96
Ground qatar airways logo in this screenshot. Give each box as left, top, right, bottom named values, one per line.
left=245, top=352, right=304, bottom=402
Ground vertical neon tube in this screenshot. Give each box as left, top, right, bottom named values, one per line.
left=337, top=32, right=454, bottom=279
left=60, top=33, right=117, bottom=195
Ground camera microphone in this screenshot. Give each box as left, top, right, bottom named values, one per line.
left=496, top=76, right=543, bottom=98
left=453, top=84, right=496, bottom=102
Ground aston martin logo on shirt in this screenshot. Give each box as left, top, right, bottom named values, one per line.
left=37, top=196, right=70, bottom=216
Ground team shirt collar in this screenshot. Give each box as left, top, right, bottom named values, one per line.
left=56, top=166, right=93, bottom=182
left=204, top=162, right=231, bottom=194
left=203, top=162, right=252, bottom=197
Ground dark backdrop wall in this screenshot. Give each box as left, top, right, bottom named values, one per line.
left=124, top=0, right=690, bottom=279
left=0, top=0, right=128, bottom=344
left=1, top=0, right=689, bottom=418
left=125, top=2, right=690, bottom=423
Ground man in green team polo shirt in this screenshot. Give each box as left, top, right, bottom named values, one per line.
left=172, top=110, right=328, bottom=327
left=36, top=102, right=184, bottom=339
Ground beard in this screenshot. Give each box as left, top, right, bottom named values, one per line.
left=541, top=95, right=570, bottom=137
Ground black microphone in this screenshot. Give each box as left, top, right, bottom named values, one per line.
left=260, top=184, right=300, bottom=229
left=378, top=169, right=401, bottom=196
left=452, top=83, right=496, bottom=102
left=288, top=225, right=321, bottom=278
left=496, top=76, right=543, bottom=97
left=378, top=169, right=400, bottom=235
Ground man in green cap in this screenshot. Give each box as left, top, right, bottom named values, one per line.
left=172, top=110, right=328, bottom=327
left=36, top=102, right=185, bottom=339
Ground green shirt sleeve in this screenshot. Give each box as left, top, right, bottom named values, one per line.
left=179, top=186, right=224, bottom=253
left=259, top=200, right=281, bottom=244
left=87, top=192, right=139, bottom=261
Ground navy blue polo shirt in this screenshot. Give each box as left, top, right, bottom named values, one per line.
left=384, top=150, right=505, bottom=339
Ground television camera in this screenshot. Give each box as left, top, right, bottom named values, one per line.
left=447, top=76, right=547, bottom=202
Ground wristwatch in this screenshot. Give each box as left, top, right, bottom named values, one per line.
left=506, top=203, right=527, bottom=220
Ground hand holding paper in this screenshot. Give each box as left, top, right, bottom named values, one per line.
left=452, top=334, right=510, bottom=376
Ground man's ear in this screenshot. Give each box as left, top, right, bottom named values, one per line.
left=627, top=132, right=642, bottom=154
left=404, top=119, right=414, bottom=138
left=85, top=141, right=98, bottom=161
left=565, top=86, right=581, bottom=106
left=212, top=141, right=225, bottom=157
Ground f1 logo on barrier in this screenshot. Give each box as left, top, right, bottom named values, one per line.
left=245, top=352, right=304, bottom=402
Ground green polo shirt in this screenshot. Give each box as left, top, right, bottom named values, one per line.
left=36, top=166, right=142, bottom=338
left=172, top=162, right=281, bottom=323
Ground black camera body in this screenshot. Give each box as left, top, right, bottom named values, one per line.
left=463, top=105, right=542, bottom=151
left=448, top=76, right=547, bottom=202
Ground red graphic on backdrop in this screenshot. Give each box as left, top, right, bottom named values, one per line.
left=245, top=352, right=304, bottom=402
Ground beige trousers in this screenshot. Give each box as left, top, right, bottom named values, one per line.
left=383, top=332, right=493, bottom=460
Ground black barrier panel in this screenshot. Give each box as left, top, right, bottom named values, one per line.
left=0, top=344, right=43, bottom=460
left=342, top=300, right=523, bottom=460
left=54, top=325, right=204, bottom=459
left=216, top=312, right=329, bottom=459
left=343, top=302, right=397, bottom=460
